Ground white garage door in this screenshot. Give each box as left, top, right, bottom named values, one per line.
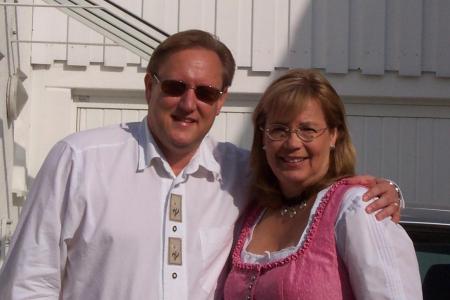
left=75, top=94, right=450, bottom=208
left=75, top=97, right=256, bottom=150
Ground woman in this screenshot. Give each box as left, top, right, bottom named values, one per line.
left=224, top=69, right=422, bottom=299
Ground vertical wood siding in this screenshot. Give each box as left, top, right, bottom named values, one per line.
left=30, top=0, right=450, bottom=77
left=76, top=106, right=254, bottom=150
left=31, top=0, right=67, bottom=64
left=325, top=0, right=350, bottom=73
left=436, top=0, right=450, bottom=76
left=360, top=0, right=385, bottom=75
left=398, top=0, right=422, bottom=76
left=289, top=0, right=312, bottom=68
left=252, top=0, right=276, bottom=71
left=348, top=115, right=450, bottom=207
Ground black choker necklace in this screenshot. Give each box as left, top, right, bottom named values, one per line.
left=280, top=195, right=309, bottom=218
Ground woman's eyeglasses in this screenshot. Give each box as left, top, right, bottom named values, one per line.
left=153, top=74, right=224, bottom=104
left=261, top=124, right=328, bottom=142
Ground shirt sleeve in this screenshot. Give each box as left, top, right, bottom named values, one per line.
left=0, top=141, right=77, bottom=299
left=335, top=186, right=423, bottom=300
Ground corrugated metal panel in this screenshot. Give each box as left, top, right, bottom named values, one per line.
left=30, top=0, right=450, bottom=77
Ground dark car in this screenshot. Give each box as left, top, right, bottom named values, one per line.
left=401, top=207, right=450, bottom=300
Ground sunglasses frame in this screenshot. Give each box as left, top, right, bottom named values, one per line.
left=152, top=74, right=224, bottom=104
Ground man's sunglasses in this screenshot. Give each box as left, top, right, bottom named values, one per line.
left=153, top=74, right=224, bottom=104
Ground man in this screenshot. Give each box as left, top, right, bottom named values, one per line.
left=0, top=30, right=401, bottom=299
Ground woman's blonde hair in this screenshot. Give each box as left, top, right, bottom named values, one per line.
left=250, top=69, right=356, bottom=207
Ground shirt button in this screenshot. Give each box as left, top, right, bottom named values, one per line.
left=246, top=295, right=251, bottom=300
left=172, top=225, right=177, bottom=232
left=251, top=275, right=256, bottom=281
left=172, top=272, right=177, bottom=279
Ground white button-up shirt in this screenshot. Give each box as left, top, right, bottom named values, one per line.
left=0, top=119, right=250, bottom=300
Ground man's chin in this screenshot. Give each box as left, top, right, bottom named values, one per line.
left=169, top=137, right=202, bottom=151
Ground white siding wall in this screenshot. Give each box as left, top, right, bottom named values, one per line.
left=75, top=103, right=255, bottom=150
left=6, top=0, right=450, bottom=214
left=0, top=10, right=13, bottom=264
left=29, top=0, right=450, bottom=78
left=1, top=5, right=24, bottom=265
left=345, top=98, right=450, bottom=208
left=31, top=86, right=450, bottom=208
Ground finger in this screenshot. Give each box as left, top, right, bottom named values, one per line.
left=362, top=180, right=393, bottom=201
left=363, top=184, right=384, bottom=201
left=374, top=203, right=400, bottom=221
left=391, top=209, right=401, bottom=224
left=365, top=195, right=390, bottom=213
left=346, top=174, right=376, bottom=187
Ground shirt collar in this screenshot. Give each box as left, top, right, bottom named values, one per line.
left=137, top=117, right=222, bottom=180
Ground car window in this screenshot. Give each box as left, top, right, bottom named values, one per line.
left=404, top=223, right=450, bottom=299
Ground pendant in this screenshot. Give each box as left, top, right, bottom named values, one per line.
left=280, top=201, right=308, bottom=218
left=280, top=206, right=297, bottom=218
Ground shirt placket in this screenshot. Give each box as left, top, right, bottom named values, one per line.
left=163, top=178, right=187, bottom=299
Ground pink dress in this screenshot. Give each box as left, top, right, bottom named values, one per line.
left=224, top=180, right=355, bottom=300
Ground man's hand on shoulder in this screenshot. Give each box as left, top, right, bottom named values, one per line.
left=346, top=175, right=401, bottom=223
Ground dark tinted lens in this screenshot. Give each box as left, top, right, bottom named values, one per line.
left=195, top=86, right=221, bottom=103
left=160, top=80, right=187, bottom=97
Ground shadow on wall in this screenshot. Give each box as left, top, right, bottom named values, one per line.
left=0, top=118, right=27, bottom=221
left=12, top=141, right=27, bottom=214
left=0, top=120, right=11, bottom=219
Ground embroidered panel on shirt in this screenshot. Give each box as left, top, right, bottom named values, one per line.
left=168, top=237, right=182, bottom=265
left=169, top=194, right=182, bottom=222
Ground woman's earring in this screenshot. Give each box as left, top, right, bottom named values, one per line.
left=262, top=145, right=266, bottom=150
left=330, top=145, right=335, bottom=150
